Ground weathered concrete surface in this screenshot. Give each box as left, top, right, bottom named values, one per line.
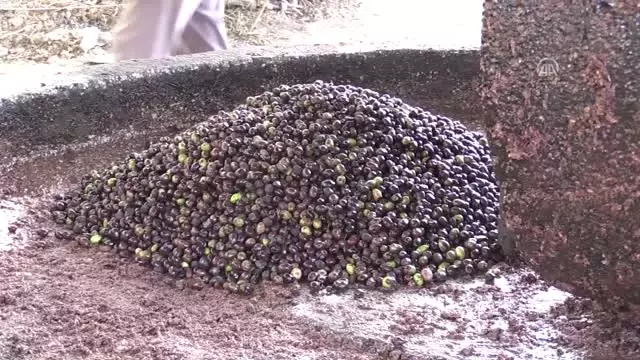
left=0, top=45, right=480, bottom=151
left=481, top=1, right=640, bottom=306
left=0, top=45, right=481, bottom=195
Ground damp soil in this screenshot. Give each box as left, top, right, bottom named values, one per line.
left=1, top=131, right=640, bottom=360
left=2, top=211, right=640, bottom=360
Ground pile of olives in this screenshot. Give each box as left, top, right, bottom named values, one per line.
left=52, top=81, right=503, bottom=294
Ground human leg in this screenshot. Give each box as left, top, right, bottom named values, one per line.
left=180, top=0, right=229, bottom=54
left=111, top=0, right=202, bottom=61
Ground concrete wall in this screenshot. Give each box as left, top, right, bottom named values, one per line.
left=0, top=45, right=481, bottom=194
left=481, top=0, right=640, bottom=306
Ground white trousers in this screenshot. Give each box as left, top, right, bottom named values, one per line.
left=111, top=0, right=229, bottom=61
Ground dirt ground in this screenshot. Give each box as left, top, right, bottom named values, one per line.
left=1, top=1, right=640, bottom=359
left=2, top=193, right=640, bottom=360
left=0, top=114, right=639, bottom=360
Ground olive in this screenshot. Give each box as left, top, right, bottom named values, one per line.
left=381, top=276, right=398, bottom=289
left=53, top=80, right=501, bottom=294
left=438, top=239, right=450, bottom=252
left=412, top=273, right=424, bottom=286
left=420, top=267, right=434, bottom=282
left=445, top=250, right=457, bottom=263
left=89, top=233, right=102, bottom=245
left=434, top=270, right=448, bottom=282
left=477, top=260, right=489, bottom=272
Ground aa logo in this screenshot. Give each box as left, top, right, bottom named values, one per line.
left=536, top=58, right=559, bottom=78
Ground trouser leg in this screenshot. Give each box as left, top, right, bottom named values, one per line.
left=180, top=0, right=229, bottom=54
left=111, top=0, right=202, bottom=61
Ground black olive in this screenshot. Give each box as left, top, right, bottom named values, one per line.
left=53, top=80, right=501, bottom=294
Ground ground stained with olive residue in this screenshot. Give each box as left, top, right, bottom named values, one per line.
left=1, top=196, right=639, bottom=360
left=0, top=115, right=639, bottom=359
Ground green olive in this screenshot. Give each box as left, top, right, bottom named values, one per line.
left=416, top=244, right=429, bottom=255
left=381, top=276, right=395, bottom=288
left=200, top=142, right=212, bottom=152
left=89, top=233, right=102, bottom=245
left=291, top=267, right=302, bottom=280
left=300, top=226, right=312, bottom=236
left=229, top=192, right=242, bottom=204
left=437, top=262, right=450, bottom=272
left=412, top=273, right=425, bottom=286
left=346, top=263, right=355, bottom=275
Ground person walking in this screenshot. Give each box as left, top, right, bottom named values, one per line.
left=111, top=0, right=229, bottom=61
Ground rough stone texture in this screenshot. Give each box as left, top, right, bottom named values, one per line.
left=0, top=45, right=480, bottom=156
left=481, top=0, right=640, bottom=306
